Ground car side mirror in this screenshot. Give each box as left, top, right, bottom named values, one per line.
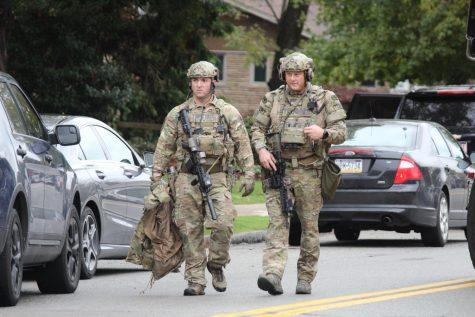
left=52, top=125, right=81, bottom=146
left=143, top=151, right=154, bottom=168
left=470, top=152, right=475, bottom=163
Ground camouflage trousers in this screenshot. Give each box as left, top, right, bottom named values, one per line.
left=173, top=171, right=235, bottom=287
left=263, top=168, right=323, bottom=283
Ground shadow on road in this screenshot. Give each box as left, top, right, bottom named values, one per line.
left=321, top=239, right=466, bottom=248
left=95, top=267, right=148, bottom=276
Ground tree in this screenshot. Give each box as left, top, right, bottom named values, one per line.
left=306, top=0, right=475, bottom=85
left=0, top=0, right=13, bottom=71
left=6, top=0, right=230, bottom=125
left=267, top=0, right=311, bottom=90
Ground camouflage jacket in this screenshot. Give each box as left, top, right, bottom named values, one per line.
left=152, top=96, right=254, bottom=182
left=251, top=84, right=347, bottom=164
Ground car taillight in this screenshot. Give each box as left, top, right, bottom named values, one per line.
left=465, top=166, right=475, bottom=180
left=394, top=155, right=422, bottom=184
left=437, top=89, right=475, bottom=95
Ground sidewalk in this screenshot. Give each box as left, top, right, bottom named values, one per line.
left=235, top=203, right=267, bottom=216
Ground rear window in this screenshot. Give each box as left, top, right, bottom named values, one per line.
left=341, top=124, right=417, bottom=148
left=348, top=95, right=402, bottom=119
left=399, top=96, right=475, bottom=127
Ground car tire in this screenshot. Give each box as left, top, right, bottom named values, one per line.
left=288, top=215, right=302, bottom=246
left=421, top=193, right=449, bottom=247
left=334, top=228, right=360, bottom=241
left=37, top=206, right=80, bottom=293
left=79, top=207, right=100, bottom=279
left=0, top=209, right=23, bottom=307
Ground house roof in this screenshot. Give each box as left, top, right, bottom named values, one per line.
left=224, top=0, right=324, bottom=38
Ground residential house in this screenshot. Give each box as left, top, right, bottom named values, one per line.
left=205, top=0, right=324, bottom=117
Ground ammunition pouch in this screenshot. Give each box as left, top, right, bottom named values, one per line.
left=197, top=134, right=225, bottom=157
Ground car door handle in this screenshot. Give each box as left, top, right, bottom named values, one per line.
left=45, top=154, right=53, bottom=163
left=95, top=170, right=106, bottom=179
left=16, top=146, right=27, bottom=158
left=124, top=171, right=133, bottom=178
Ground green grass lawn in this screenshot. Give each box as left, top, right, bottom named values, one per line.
left=231, top=180, right=266, bottom=204
left=205, top=215, right=269, bottom=235
left=233, top=215, right=268, bottom=233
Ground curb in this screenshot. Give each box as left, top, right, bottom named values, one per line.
left=231, top=230, right=267, bottom=245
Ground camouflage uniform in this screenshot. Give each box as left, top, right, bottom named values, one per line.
left=251, top=52, right=346, bottom=290
left=152, top=61, right=254, bottom=290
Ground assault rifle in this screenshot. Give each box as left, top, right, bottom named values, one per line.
left=266, top=133, right=294, bottom=218
left=179, top=108, right=217, bottom=220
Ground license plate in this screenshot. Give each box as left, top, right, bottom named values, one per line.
left=335, top=159, right=363, bottom=174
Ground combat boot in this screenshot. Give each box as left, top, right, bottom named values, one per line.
left=257, top=273, right=283, bottom=295
left=296, top=280, right=311, bottom=294
left=183, top=282, right=205, bottom=296
left=207, top=263, right=227, bottom=292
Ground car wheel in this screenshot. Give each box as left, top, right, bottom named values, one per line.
left=79, top=207, right=99, bottom=279
left=334, top=228, right=360, bottom=241
left=421, top=193, right=449, bottom=247
left=289, top=215, right=302, bottom=246
left=37, top=206, right=80, bottom=293
left=0, top=209, right=23, bottom=307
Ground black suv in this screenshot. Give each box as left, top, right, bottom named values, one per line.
left=0, top=72, right=81, bottom=306
left=395, top=86, right=475, bottom=156
left=347, top=92, right=404, bottom=120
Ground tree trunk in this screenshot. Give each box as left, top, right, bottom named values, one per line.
left=0, top=0, right=13, bottom=72
left=267, top=0, right=310, bottom=90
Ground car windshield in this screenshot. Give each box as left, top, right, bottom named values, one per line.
left=340, top=124, right=417, bottom=148
left=399, top=96, right=475, bottom=127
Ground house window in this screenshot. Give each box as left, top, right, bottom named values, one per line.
left=215, top=53, right=225, bottom=81
left=253, top=60, right=267, bottom=82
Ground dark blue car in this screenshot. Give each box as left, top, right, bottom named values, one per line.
left=0, top=72, right=82, bottom=306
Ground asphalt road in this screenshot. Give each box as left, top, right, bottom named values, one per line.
left=3, top=230, right=475, bottom=317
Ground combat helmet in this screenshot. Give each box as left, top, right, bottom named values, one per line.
left=187, top=61, right=219, bottom=80
left=278, top=52, right=314, bottom=81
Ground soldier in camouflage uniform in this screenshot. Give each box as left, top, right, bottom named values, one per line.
left=146, top=61, right=255, bottom=296
left=251, top=52, right=346, bottom=295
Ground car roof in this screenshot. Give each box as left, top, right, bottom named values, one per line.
left=407, top=85, right=475, bottom=97
left=0, top=71, right=17, bottom=84
left=346, top=118, right=441, bottom=129
left=41, top=114, right=110, bottom=130
left=352, top=92, right=405, bottom=98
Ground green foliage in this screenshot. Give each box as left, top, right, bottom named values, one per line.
left=307, top=0, right=475, bottom=85
left=6, top=0, right=231, bottom=125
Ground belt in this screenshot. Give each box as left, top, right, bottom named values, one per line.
left=180, top=164, right=224, bottom=174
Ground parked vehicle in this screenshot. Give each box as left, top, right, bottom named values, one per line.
left=42, top=115, right=151, bottom=279
left=289, top=119, right=472, bottom=247
left=347, top=92, right=404, bottom=120
left=395, top=86, right=475, bottom=156
left=466, top=0, right=475, bottom=269
left=0, top=72, right=81, bottom=306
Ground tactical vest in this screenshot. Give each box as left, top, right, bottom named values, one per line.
left=175, top=98, right=234, bottom=169
left=268, top=85, right=327, bottom=161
